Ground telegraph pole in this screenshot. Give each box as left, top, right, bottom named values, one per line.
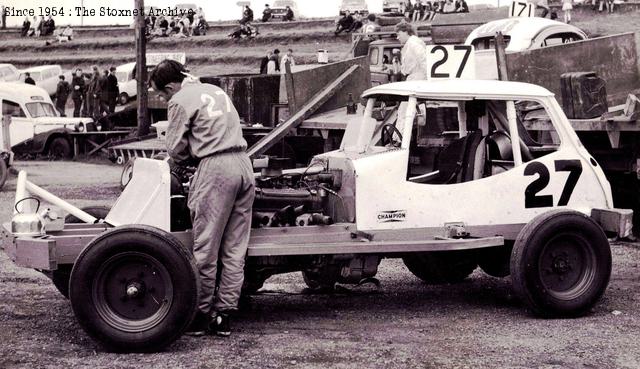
left=135, top=0, right=150, bottom=136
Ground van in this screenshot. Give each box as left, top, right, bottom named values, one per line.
left=19, top=65, right=70, bottom=97
left=115, top=62, right=137, bottom=105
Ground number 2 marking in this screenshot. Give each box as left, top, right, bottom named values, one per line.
left=430, top=45, right=472, bottom=79
left=201, top=92, right=232, bottom=118
left=524, top=160, right=583, bottom=208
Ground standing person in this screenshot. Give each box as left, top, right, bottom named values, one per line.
left=24, top=72, right=35, bottom=85
left=55, top=75, right=70, bottom=116
left=106, top=66, right=119, bottom=114
left=395, top=22, right=428, bottom=80
left=267, top=53, right=279, bottom=74
left=149, top=60, right=255, bottom=337
left=563, top=0, right=573, bottom=22
left=71, top=69, right=85, bottom=118
left=99, top=70, right=110, bottom=115
left=273, top=49, right=281, bottom=72
left=281, top=48, right=296, bottom=72
left=262, top=4, right=272, bottom=22
left=87, top=66, right=102, bottom=120
left=259, top=50, right=272, bottom=74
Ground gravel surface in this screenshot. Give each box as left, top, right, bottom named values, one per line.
left=1, top=161, right=639, bottom=369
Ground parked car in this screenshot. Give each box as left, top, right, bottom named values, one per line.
left=115, top=62, right=137, bottom=105
left=0, top=64, right=20, bottom=82
left=464, top=18, right=587, bottom=80
left=271, top=0, right=299, bottom=20
left=0, top=82, right=93, bottom=158
left=382, top=0, right=405, bottom=13
left=340, top=0, right=368, bottom=15
left=18, top=65, right=70, bottom=97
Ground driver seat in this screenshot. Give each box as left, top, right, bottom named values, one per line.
left=433, top=130, right=483, bottom=184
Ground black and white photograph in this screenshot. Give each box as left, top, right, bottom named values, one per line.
left=0, top=0, right=640, bottom=367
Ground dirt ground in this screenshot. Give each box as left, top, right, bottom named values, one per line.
left=1, top=160, right=640, bottom=369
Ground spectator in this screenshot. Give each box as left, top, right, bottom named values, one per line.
left=42, top=15, right=55, bottom=36
left=87, top=66, right=103, bottom=120
left=267, top=53, right=279, bottom=74
left=550, top=9, right=558, bottom=19
left=55, top=75, right=70, bottom=117
left=260, top=51, right=273, bottom=74
left=443, top=0, right=456, bottom=13
left=284, top=6, right=295, bottom=21
left=413, top=0, right=423, bottom=21
left=21, top=16, right=31, bottom=37
left=423, top=1, right=435, bottom=20
left=456, top=0, right=469, bottom=12
left=1, top=6, right=5, bottom=30
left=81, top=72, right=91, bottom=117
left=34, top=16, right=43, bottom=37
left=281, top=49, right=295, bottom=72
left=105, top=66, right=119, bottom=114
left=24, top=72, right=35, bottom=85
left=363, top=13, right=381, bottom=35
left=606, top=0, right=614, bottom=13
left=262, top=4, right=273, bottom=22
left=536, top=0, right=550, bottom=17
left=395, top=22, right=428, bottom=80
left=242, top=5, right=254, bottom=23
left=334, top=10, right=354, bottom=35
left=186, top=9, right=194, bottom=28
left=389, top=48, right=402, bottom=82
left=273, top=49, right=281, bottom=72
left=156, top=16, right=169, bottom=36
left=405, top=0, right=414, bottom=19
left=562, top=0, right=573, bottom=22
left=99, top=70, right=110, bottom=116
left=348, top=11, right=364, bottom=32
left=228, top=21, right=255, bottom=38
left=71, top=68, right=85, bottom=118
left=56, top=25, right=73, bottom=42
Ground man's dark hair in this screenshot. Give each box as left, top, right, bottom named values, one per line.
left=274, top=49, right=280, bottom=54
left=149, top=59, right=187, bottom=91
left=25, top=72, right=30, bottom=77
left=110, top=66, right=116, bottom=72
left=367, top=13, right=376, bottom=22
left=394, top=22, right=416, bottom=36
left=59, top=75, right=65, bottom=80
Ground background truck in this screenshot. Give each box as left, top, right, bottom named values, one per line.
left=0, top=82, right=93, bottom=158
left=2, top=79, right=631, bottom=352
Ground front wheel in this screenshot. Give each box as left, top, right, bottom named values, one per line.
left=48, top=137, right=72, bottom=159
left=69, top=225, right=199, bottom=352
left=510, top=210, right=612, bottom=317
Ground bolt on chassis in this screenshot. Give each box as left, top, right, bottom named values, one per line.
left=2, top=80, right=633, bottom=352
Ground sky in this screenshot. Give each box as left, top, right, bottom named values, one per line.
left=1, top=0, right=499, bottom=27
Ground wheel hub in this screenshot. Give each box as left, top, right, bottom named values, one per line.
left=125, top=281, right=145, bottom=298
left=551, top=255, right=571, bottom=274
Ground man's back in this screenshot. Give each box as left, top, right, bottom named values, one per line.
left=167, top=82, right=247, bottom=164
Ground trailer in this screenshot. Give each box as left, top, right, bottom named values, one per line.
left=2, top=79, right=632, bottom=352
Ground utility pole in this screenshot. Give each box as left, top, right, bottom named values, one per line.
left=135, top=0, right=150, bottom=136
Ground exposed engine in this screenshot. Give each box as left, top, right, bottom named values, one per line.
left=168, top=156, right=378, bottom=290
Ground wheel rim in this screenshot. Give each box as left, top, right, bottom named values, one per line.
left=93, top=252, right=173, bottom=333
left=120, top=161, right=134, bottom=188
left=538, top=232, right=597, bottom=301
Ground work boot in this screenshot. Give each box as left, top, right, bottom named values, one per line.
left=210, top=312, right=231, bottom=337
left=184, top=311, right=210, bottom=337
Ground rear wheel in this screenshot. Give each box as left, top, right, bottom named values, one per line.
left=510, top=210, right=612, bottom=317
left=48, top=137, right=72, bottom=159
left=69, top=225, right=199, bottom=352
left=403, top=251, right=477, bottom=284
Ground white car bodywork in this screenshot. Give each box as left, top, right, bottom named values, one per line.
left=0, top=64, right=20, bottom=82
left=18, top=65, right=71, bottom=97
left=340, top=0, right=368, bottom=15
left=271, top=0, right=299, bottom=19
left=320, top=79, right=612, bottom=232
left=464, top=18, right=587, bottom=80
left=0, top=83, right=92, bottom=150
left=115, top=62, right=137, bottom=104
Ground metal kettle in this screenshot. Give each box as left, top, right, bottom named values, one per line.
left=11, top=197, right=45, bottom=237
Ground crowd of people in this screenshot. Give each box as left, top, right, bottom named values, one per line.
left=145, top=8, right=208, bottom=39
left=259, top=48, right=296, bottom=74
left=20, top=16, right=59, bottom=37
left=400, top=0, right=469, bottom=21
left=22, top=66, right=120, bottom=119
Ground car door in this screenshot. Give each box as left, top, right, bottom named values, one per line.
left=2, top=98, right=34, bottom=147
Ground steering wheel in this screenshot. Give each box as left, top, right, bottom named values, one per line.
left=380, top=123, right=403, bottom=148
